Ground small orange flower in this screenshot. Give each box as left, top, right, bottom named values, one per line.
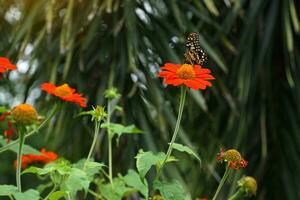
left=4, top=121, right=14, bottom=143
left=0, top=57, right=17, bottom=74
left=14, top=148, right=58, bottom=169
left=217, top=148, right=248, bottom=170
left=158, top=63, right=214, bottom=90
left=41, top=82, right=87, bottom=107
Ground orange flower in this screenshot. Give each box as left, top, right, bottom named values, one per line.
left=41, top=82, right=87, bottom=107
left=217, top=148, right=248, bottom=170
left=158, top=63, right=214, bottom=90
left=0, top=57, right=17, bottom=74
left=4, top=121, right=14, bottom=143
left=14, top=148, right=58, bottom=169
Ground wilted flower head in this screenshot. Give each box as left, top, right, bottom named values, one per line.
left=217, top=148, right=248, bottom=169
left=238, top=176, right=257, bottom=196
left=104, top=87, right=121, bottom=100
left=11, top=104, right=38, bottom=126
left=41, top=82, right=87, bottom=107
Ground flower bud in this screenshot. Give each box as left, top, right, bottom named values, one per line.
left=238, top=176, right=257, bottom=196
left=11, top=104, right=38, bottom=125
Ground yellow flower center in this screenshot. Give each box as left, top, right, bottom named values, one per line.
left=239, top=176, right=257, bottom=196
left=11, top=104, right=38, bottom=125
left=54, top=84, right=72, bottom=97
left=176, top=64, right=195, bottom=79
left=224, top=149, right=242, bottom=162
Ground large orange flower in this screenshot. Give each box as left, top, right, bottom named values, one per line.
left=158, top=63, right=214, bottom=90
left=0, top=57, right=17, bottom=74
left=14, top=148, right=58, bottom=169
left=41, top=82, right=87, bottom=107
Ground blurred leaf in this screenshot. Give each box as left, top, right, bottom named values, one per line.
left=171, top=143, right=201, bottom=162
left=153, top=180, right=187, bottom=200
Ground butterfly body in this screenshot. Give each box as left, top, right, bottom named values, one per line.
left=184, top=32, right=207, bottom=66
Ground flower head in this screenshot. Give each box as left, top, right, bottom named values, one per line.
left=14, top=148, right=58, bottom=169
left=0, top=57, right=17, bottom=75
left=158, top=63, right=214, bottom=90
left=104, top=87, right=121, bottom=100
left=41, top=83, right=87, bottom=107
left=11, top=104, right=38, bottom=126
left=238, top=176, right=257, bottom=196
left=217, top=148, right=248, bottom=169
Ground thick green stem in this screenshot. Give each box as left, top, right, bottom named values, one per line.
left=84, top=121, right=100, bottom=170
left=107, top=101, right=114, bottom=187
left=16, top=130, right=25, bottom=192
left=0, top=104, right=58, bottom=154
left=212, top=165, right=230, bottom=200
left=228, top=189, right=244, bottom=200
left=157, top=86, right=187, bottom=178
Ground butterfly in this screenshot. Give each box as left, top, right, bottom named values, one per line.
left=184, top=32, right=207, bottom=66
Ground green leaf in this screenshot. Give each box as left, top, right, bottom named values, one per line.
left=0, top=106, right=8, bottom=113
left=153, top=180, right=187, bottom=200
left=101, top=123, right=142, bottom=135
left=0, top=185, right=18, bottom=196
left=171, top=143, right=201, bottom=163
left=73, top=159, right=105, bottom=178
left=135, top=150, right=177, bottom=179
left=0, top=138, right=41, bottom=155
left=121, top=169, right=149, bottom=199
left=49, top=191, right=68, bottom=200
left=60, top=168, right=90, bottom=197
left=14, top=189, right=40, bottom=200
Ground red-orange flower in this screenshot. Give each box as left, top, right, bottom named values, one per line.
left=217, top=148, right=248, bottom=170
left=0, top=57, right=17, bottom=74
left=14, top=148, right=58, bottom=169
left=158, top=63, right=214, bottom=90
left=4, top=121, right=14, bottom=143
left=41, top=82, right=87, bottom=107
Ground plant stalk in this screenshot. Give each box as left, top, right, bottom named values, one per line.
left=212, top=165, right=230, bottom=200
left=107, top=101, right=114, bottom=187
left=157, top=86, right=187, bottom=178
left=84, top=121, right=100, bottom=170
left=228, top=189, right=244, bottom=200
left=16, top=129, right=25, bottom=192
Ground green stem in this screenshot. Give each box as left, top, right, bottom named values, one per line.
left=212, top=165, right=230, bottom=200
left=107, top=101, right=114, bottom=187
left=156, top=86, right=187, bottom=178
left=16, top=130, right=25, bottom=192
left=228, top=189, right=244, bottom=200
left=43, top=184, right=57, bottom=200
left=84, top=121, right=100, bottom=170
left=0, top=104, right=58, bottom=154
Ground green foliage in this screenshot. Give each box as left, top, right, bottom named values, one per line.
left=0, top=185, right=39, bottom=200
left=0, top=136, right=41, bottom=154
left=153, top=180, right=187, bottom=200
left=171, top=143, right=201, bottom=162
left=101, top=123, right=143, bottom=142
left=135, top=150, right=177, bottom=179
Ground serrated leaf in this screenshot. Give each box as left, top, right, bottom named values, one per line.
left=73, top=159, right=105, bottom=178
left=14, top=189, right=40, bottom=200
left=135, top=150, right=177, bottom=179
left=153, top=180, right=187, bottom=200
left=171, top=143, right=201, bottom=162
left=0, top=185, right=18, bottom=196
left=101, top=123, right=142, bottom=136
left=121, top=169, right=148, bottom=199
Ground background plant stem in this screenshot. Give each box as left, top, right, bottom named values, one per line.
left=212, top=165, right=230, bottom=200
left=228, top=189, right=244, bottom=200
left=107, top=101, right=114, bottom=187
left=84, top=121, right=100, bottom=170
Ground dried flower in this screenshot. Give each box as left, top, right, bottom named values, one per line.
left=217, top=148, right=248, bottom=169
left=158, top=63, right=214, bottom=90
left=41, top=82, right=87, bottom=107
left=11, top=104, right=38, bottom=126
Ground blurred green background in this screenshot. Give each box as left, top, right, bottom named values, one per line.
left=0, top=0, right=300, bottom=199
